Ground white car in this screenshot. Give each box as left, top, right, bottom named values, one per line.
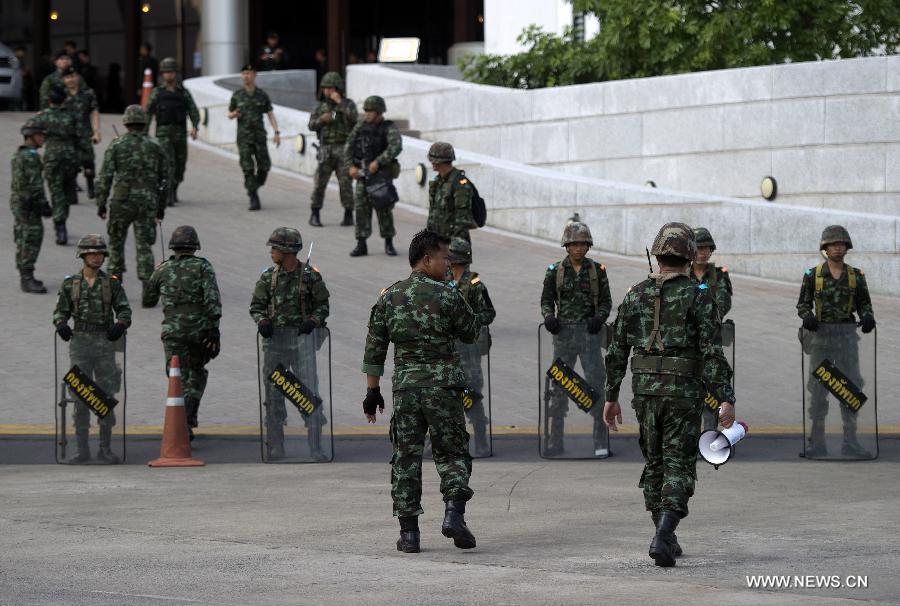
left=0, top=42, right=23, bottom=109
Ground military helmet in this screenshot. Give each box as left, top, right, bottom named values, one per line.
left=47, top=85, right=66, bottom=105
left=169, top=225, right=201, bottom=251
left=267, top=227, right=302, bottom=253
left=21, top=116, right=46, bottom=137
left=650, top=222, right=697, bottom=261
left=159, top=57, right=178, bottom=72
left=427, top=141, right=455, bottom=163
left=820, top=225, right=853, bottom=250
left=319, top=71, right=344, bottom=90
left=448, top=237, right=472, bottom=264
left=75, top=234, right=108, bottom=258
left=363, top=95, right=386, bottom=113
left=561, top=222, right=593, bottom=247
left=693, top=227, right=716, bottom=251
left=123, top=104, right=147, bottom=126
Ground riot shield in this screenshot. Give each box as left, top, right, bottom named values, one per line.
left=459, top=326, right=493, bottom=458
left=702, top=319, right=736, bottom=431
left=538, top=321, right=610, bottom=459
left=257, top=326, right=333, bottom=463
left=54, top=331, right=126, bottom=464
left=800, top=323, right=877, bottom=460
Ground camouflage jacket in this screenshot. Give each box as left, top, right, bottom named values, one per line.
left=249, top=263, right=330, bottom=328
left=308, top=97, right=358, bottom=145
left=95, top=131, right=167, bottom=209
left=690, top=263, right=732, bottom=317
left=228, top=87, right=273, bottom=137
left=38, top=71, right=86, bottom=109
left=143, top=254, right=222, bottom=338
left=63, top=87, right=99, bottom=137
left=540, top=256, right=612, bottom=322
left=605, top=272, right=734, bottom=403
left=363, top=270, right=480, bottom=389
left=797, top=263, right=873, bottom=323
left=10, top=146, right=47, bottom=218
left=343, top=119, right=402, bottom=171
left=38, top=106, right=79, bottom=164
left=145, top=84, right=200, bottom=130
left=427, top=167, right=475, bottom=239
left=452, top=269, right=496, bottom=327
left=53, top=269, right=132, bottom=328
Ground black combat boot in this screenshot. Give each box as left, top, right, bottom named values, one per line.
left=441, top=500, right=476, bottom=549
left=69, top=430, right=91, bottom=464
left=652, top=511, right=682, bottom=557
left=55, top=223, right=67, bottom=245
left=384, top=238, right=397, bottom=256
left=141, top=280, right=155, bottom=307
left=340, top=208, right=354, bottom=226
left=20, top=270, right=48, bottom=294
left=397, top=516, right=421, bottom=553
left=349, top=238, right=368, bottom=257
left=805, top=419, right=827, bottom=457
left=649, top=510, right=680, bottom=567
left=841, top=427, right=872, bottom=458
left=309, top=209, right=323, bottom=227
left=97, top=426, right=121, bottom=464
left=248, top=192, right=261, bottom=211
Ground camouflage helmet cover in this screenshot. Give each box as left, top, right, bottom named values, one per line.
left=427, top=141, right=456, bottom=163
left=169, top=225, right=201, bottom=251
left=561, top=222, right=593, bottom=247
left=21, top=116, right=46, bottom=137
left=363, top=95, right=386, bottom=113
left=448, top=237, right=471, bottom=264
left=75, top=233, right=108, bottom=258
left=650, top=222, right=697, bottom=261
left=159, top=57, right=178, bottom=72
left=123, top=104, right=147, bottom=125
left=267, top=227, right=303, bottom=253
left=693, top=227, right=716, bottom=251
left=820, top=225, right=853, bottom=250
left=319, top=71, right=344, bottom=90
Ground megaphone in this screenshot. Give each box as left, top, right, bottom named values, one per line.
left=699, top=421, right=749, bottom=469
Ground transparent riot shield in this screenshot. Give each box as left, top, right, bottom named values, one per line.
left=800, top=323, right=877, bottom=460
left=538, top=321, right=610, bottom=459
left=257, top=326, right=333, bottom=463
left=54, top=331, right=126, bottom=464
left=701, top=319, right=736, bottom=431
left=459, top=326, right=493, bottom=458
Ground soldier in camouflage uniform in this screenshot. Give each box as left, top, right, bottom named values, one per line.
left=40, top=84, right=80, bottom=245
left=53, top=235, right=131, bottom=464
left=308, top=71, right=357, bottom=227
left=228, top=64, right=281, bottom=211
left=603, top=222, right=735, bottom=567
left=145, top=57, right=201, bottom=206
left=540, top=222, right=613, bottom=457
left=344, top=95, right=402, bottom=257
left=38, top=51, right=86, bottom=109
left=797, top=225, right=875, bottom=458
left=62, top=65, right=101, bottom=199
left=96, top=105, right=167, bottom=299
left=143, top=226, right=221, bottom=439
left=449, top=237, right=496, bottom=456
left=10, top=117, right=53, bottom=294
left=250, top=227, right=330, bottom=461
left=363, top=230, right=480, bottom=554
left=427, top=142, right=476, bottom=243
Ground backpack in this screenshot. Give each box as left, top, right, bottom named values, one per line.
left=471, top=182, right=487, bottom=228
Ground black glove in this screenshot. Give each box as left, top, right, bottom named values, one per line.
left=97, top=204, right=107, bottom=220
left=586, top=316, right=604, bottom=335
left=39, top=201, right=52, bottom=217
left=257, top=319, right=274, bottom=338
left=802, top=315, right=819, bottom=332
left=860, top=314, right=876, bottom=334
left=106, top=322, right=126, bottom=341
left=202, top=327, right=221, bottom=358
left=56, top=322, right=72, bottom=342
left=544, top=315, right=561, bottom=335
left=298, top=319, right=318, bottom=335
left=363, top=387, right=384, bottom=416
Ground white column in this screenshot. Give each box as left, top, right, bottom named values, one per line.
left=201, top=0, right=244, bottom=76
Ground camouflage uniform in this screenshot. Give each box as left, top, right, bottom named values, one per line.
left=63, top=78, right=99, bottom=189
left=229, top=86, right=273, bottom=196
left=540, top=223, right=612, bottom=455
left=39, top=70, right=86, bottom=109
left=145, top=73, right=200, bottom=201
left=143, top=226, right=222, bottom=431
left=308, top=72, right=357, bottom=214
left=96, top=106, right=168, bottom=282
left=427, top=142, right=475, bottom=242
left=10, top=120, right=51, bottom=289
left=39, top=101, right=80, bottom=231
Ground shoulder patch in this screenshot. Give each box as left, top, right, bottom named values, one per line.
left=721, top=266, right=728, bottom=273
left=111, top=275, right=119, bottom=280
left=600, top=264, right=606, bottom=271
left=380, top=288, right=388, bottom=295
left=447, top=280, right=457, bottom=289
left=312, top=266, right=320, bottom=273
left=548, top=263, right=556, bottom=271
left=458, top=178, right=469, bottom=186
left=859, top=269, right=865, bottom=276
left=471, top=276, right=481, bottom=285
left=805, top=268, right=813, bottom=276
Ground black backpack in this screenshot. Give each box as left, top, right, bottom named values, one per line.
left=465, top=177, right=487, bottom=228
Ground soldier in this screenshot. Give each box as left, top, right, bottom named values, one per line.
left=362, top=230, right=480, bottom=554
left=38, top=51, right=86, bottom=109
left=95, top=104, right=167, bottom=300
left=307, top=71, right=357, bottom=227
left=603, top=222, right=735, bottom=567
left=143, top=226, right=221, bottom=439
left=797, top=225, right=875, bottom=458
left=10, top=117, right=53, bottom=293
left=449, top=237, right=496, bottom=456
left=62, top=65, right=101, bottom=199
left=344, top=95, right=402, bottom=257
left=53, top=234, right=131, bottom=464
left=145, top=57, right=200, bottom=206
left=540, top=221, right=613, bottom=457
left=250, top=227, right=330, bottom=461
left=40, top=84, right=80, bottom=245
left=426, top=142, right=476, bottom=243
left=228, top=64, right=281, bottom=211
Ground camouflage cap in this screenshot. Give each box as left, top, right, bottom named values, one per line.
left=75, top=234, right=108, bottom=258
left=169, top=225, right=201, bottom=251
left=319, top=71, right=344, bottom=90
left=47, top=85, right=67, bottom=105
left=650, top=222, right=697, bottom=261
left=267, top=227, right=302, bottom=253
left=561, top=222, right=593, bottom=247
left=820, top=225, right=853, bottom=250
left=363, top=95, right=386, bottom=113
left=123, top=104, right=147, bottom=125
left=427, top=141, right=455, bottom=163
left=448, top=237, right=471, bottom=264
left=61, top=65, right=78, bottom=77
left=693, top=227, right=716, bottom=251
left=159, top=57, right=178, bottom=72
left=21, top=116, right=46, bottom=137
left=240, top=63, right=256, bottom=72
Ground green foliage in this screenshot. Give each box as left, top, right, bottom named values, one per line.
left=461, top=0, right=900, bottom=88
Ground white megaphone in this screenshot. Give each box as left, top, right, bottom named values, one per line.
left=699, top=420, right=749, bottom=469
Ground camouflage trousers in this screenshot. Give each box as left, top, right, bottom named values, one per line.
left=76, top=135, right=95, bottom=171
left=390, top=386, right=474, bottom=517
left=807, top=333, right=863, bottom=431
left=458, top=340, right=488, bottom=426
left=237, top=131, right=270, bottom=194
left=156, top=125, right=188, bottom=186
left=44, top=159, right=78, bottom=224
left=262, top=329, right=325, bottom=444
left=311, top=144, right=354, bottom=210
left=633, top=395, right=702, bottom=518
left=163, top=334, right=210, bottom=404
left=550, top=326, right=607, bottom=444
left=107, top=198, right=157, bottom=280
left=12, top=210, right=43, bottom=271
left=354, top=181, right=395, bottom=240
left=69, top=333, right=121, bottom=433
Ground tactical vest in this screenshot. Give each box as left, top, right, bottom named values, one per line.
left=155, top=88, right=188, bottom=126
left=814, top=263, right=858, bottom=321
left=111, top=134, right=149, bottom=195
left=71, top=273, right=112, bottom=324
left=352, top=120, right=392, bottom=164
left=268, top=263, right=314, bottom=318
left=555, top=259, right=600, bottom=312
left=162, top=257, right=206, bottom=317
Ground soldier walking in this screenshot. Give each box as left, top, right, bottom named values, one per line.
left=426, top=142, right=476, bottom=243
left=362, top=230, right=480, bottom=553
left=61, top=65, right=101, bottom=199
left=143, top=226, right=221, bottom=439
left=308, top=71, right=357, bottom=227
left=604, top=223, right=735, bottom=567
left=40, top=84, right=79, bottom=245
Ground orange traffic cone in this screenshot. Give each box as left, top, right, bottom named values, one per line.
left=148, top=355, right=204, bottom=467
left=139, top=67, right=153, bottom=108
